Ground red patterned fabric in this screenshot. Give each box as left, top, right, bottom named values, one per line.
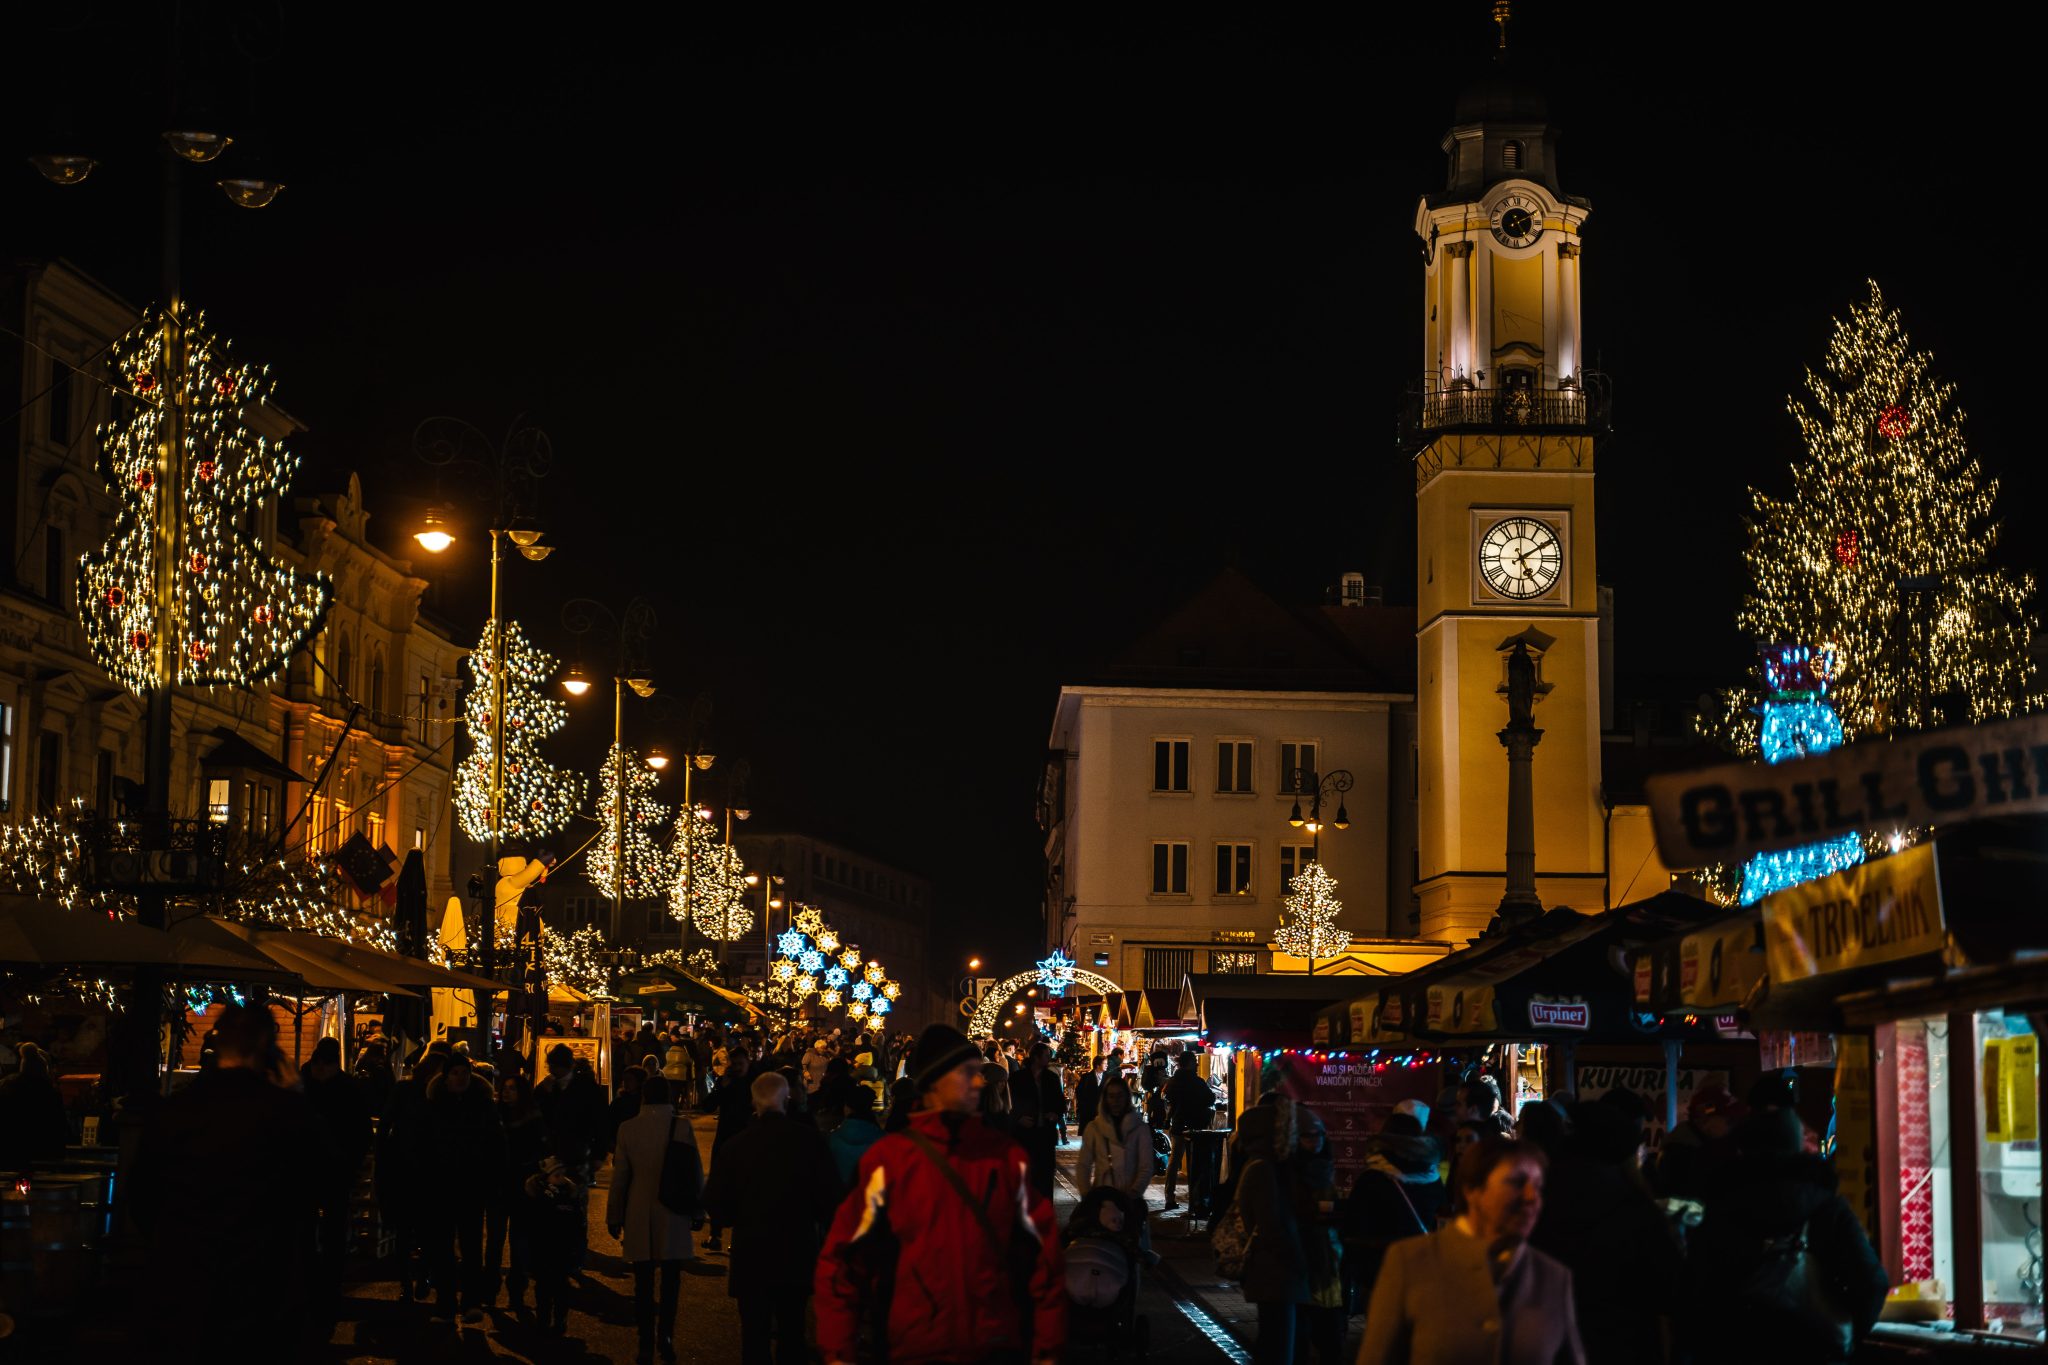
left=1897, top=1030, right=1934, bottom=1283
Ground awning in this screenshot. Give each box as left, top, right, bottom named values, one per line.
left=1181, top=972, right=1354, bottom=1048
left=170, top=918, right=420, bottom=997
left=199, top=727, right=305, bottom=784
left=613, top=969, right=752, bottom=1022
left=1, top=897, right=297, bottom=985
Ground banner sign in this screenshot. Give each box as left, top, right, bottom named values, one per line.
left=1677, top=911, right=1767, bottom=1009
left=1576, top=1064, right=1729, bottom=1153
left=1762, top=842, right=1945, bottom=983
left=1646, top=712, right=2048, bottom=869
left=1527, top=996, right=1591, bottom=1030
left=1292, top=1056, right=1442, bottom=1185
left=1833, top=1036, right=1878, bottom=1239
left=1427, top=983, right=1497, bottom=1034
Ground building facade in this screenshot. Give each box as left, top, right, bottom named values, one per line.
left=1041, top=569, right=1431, bottom=996
left=0, top=258, right=466, bottom=919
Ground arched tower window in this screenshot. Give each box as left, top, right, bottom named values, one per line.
left=336, top=632, right=353, bottom=699
left=369, top=647, right=386, bottom=716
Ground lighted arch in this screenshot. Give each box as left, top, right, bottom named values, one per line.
left=968, top=966, right=1122, bottom=1038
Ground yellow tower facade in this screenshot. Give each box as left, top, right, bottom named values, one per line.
left=1409, top=67, right=1608, bottom=944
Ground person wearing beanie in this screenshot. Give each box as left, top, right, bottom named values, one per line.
left=815, top=1025, right=1065, bottom=1364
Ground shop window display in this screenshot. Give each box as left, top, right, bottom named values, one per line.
left=1975, top=1010, right=2042, bottom=1337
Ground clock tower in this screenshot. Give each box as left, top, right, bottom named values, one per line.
left=1409, top=53, right=1608, bottom=944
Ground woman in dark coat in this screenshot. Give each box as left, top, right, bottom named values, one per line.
left=1342, top=1109, right=1445, bottom=1312
left=421, top=1054, right=505, bottom=1319
left=1237, top=1151, right=1310, bottom=1365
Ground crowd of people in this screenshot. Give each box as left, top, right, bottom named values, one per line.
left=87, top=1002, right=1893, bottom=1365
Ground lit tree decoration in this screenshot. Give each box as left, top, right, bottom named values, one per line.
left=1275, top=861, right=1351, bottom=961
left=543, top=923, right=610, bottom=995
left=1714, top=282, right=2039, bottom=746
left=588, top=743, right=676, bottom=901
left=79, top=306, right=331, bottom=694
left=669, top=808, right=753, bottom=941
left=1739, top=643, right=1866, bottom=904
left=454, top=621, right=585, bottom=844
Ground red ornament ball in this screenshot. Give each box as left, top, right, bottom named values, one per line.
left=1878, top=405, right=1910, bottom=439
left=196, top=460, right=216, bottom=481
left=135, top=469, right=155, bottom=491
left=129, top=629, right=151, bottom=652
left=214, top=375, right=236, bottom=396
left=133, top=371, right=155, bottom=392
left=251, top=603, right=274, bottom=625
left=1834, top=530, right=1861, bottom=566
left=188, top=640, right=210, bottom=661
left=188, top=552, right=207, bottom=575
left=106, top=586, right=124, bottom=608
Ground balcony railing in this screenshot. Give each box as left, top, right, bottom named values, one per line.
left=1400, top=374, right=1611, bottom=448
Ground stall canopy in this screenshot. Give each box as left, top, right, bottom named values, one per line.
left=168, top=916, right=421, bottom=996
left=1322, top=891, right=1729, bottom=1048
left=0, top=896, right=296, bottom=985
left=1181, top=972, right=1356, bottom=1048
left=613, top=968, right=753, bottom=1022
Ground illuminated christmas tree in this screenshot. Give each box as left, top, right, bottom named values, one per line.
left=453, top=620, right=585, bottom=845
left=588, top=743, right=675, bottom=901
left=1275, top=861, right=1351, bottom=961
left=1723, top=282, right=2039, bottom=744
left=669, top=811, right=754, bottom=942
left=1739, top=644, right=1864, bottom=904
left=78, top=305, right=330, bottom=693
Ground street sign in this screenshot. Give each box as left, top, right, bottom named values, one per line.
left=958, top=997, right=975, bottom=1018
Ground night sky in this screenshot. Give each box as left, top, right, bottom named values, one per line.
left=9, top=10, right=2041, bottom=973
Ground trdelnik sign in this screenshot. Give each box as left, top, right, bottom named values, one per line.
left=1762, top=840, right=1946, bottom=982
left=1647, top=712, right=2048, bottom=869
left=1527, top=996, right=1590, bottom=1030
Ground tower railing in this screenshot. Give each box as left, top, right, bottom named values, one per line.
left=1399, top=373, right=1611, bottom=449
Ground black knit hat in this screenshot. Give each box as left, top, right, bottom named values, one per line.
left=910, top=1024, right=983, bottom=1093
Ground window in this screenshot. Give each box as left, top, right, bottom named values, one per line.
left=1211, top=950, right=1260, bottom=974
left=1214, top=842, right=1253, bottom=896
left=368, top=651, right=386, bottom=715
left=1150, top=840, right=1189, bottom=895
left=1279, top=741, right=1318, bottom=793
left=44, top=527, right=67, bottom=607
left=417, top=672, right=431, bottom=742
left=1279, top=842, right=1317, bottom=893
left=0, top=702, right=14, bottom=813
left=256, top=786, right=275, bottom=838
left=335, top=633, right=353, bottom=698
left=1502, top=139, right=1523, bottom=171
left=308, top=795, right=331, bottom=857
left=36, top=732, right=61, bottom=812
left=1144, top=948, right=1193, bottom=993
left=48, top=358, right=73, bottom=442
left=368, top=810, right=386, bottom=851
left=1216, top=739, right=1253, bottom=793
left=1152, top=739, right=1190, bottom=792
left=206, top=778, right=231, bottom=824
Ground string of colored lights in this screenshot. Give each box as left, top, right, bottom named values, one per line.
left=1713, top=281, right=2039, bottom=747
left=587, top=742, right=676, bottom=901
left=77, top=304, right=330, bottom=695
left=453, top=620, right=585, bottom=844
left=1739, top=643, right=1864, bottom=905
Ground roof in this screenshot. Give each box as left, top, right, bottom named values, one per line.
left=1095, top=568, right=1414, bottom=694
left=1181, top=971, right=1355, bottom=1047
left=200, top=727, right=305, bottom=784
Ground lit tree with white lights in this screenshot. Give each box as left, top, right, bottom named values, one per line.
left=670, top=811, right=753, bottom=942
left=589, top=743, right=675, bottom=901
left=1716, top=282, right=2039, bottom=747
left=1275, top=861, right=1350, bottom=965
left=454, top=621, right=584, bottom=844
left=78, top=305, right=329, bottom=693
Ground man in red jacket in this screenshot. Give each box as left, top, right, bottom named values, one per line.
left=816, top=1024, right=1064, bottom=1365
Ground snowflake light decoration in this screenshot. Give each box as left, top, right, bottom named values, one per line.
left=824, top=966, right=849, bottom=989
left=777, top=929, right=807, bottom=956
left=847, top=1001, right=867, bottom=1020
left=795, top=907, right=825, bottom=936
left=1035, top=949, right=1077, bottom=998
left=820, top=989, right=842, bottom=1008
left=773, top=960, right=797, bottom=982
left=800, top=949, right=825, bottom=973
left=852, top=981, right=874, bottom=1001
left=870, top=996, right=892, bottom=1016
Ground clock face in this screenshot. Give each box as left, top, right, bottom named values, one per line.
left=1490, top=191, right=1544, bottom=249
left=1479, top=517, right=1563, bottom=599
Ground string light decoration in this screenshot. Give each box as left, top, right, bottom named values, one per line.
left=453, top=621, right=584, bottom=843
left=1739, top=644, right=1865, bottom=905
left=1714, top=281, right=2040, bottom=745
left=1036, top=949, right=1077, bottom=997
left=542, top=923, right=610, bottom=996
left=1275, top=861, right=1351, bottom=962
left=588, top=742, right=676, bottom=901
left=966, top=962, right=1120, bottom=1037
left=669, top=808, right=753, bottom=941
left=763, top=902, right=902, bottom=1017
left=78, top=305, right=331, bottom=694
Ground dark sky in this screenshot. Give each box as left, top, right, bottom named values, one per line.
left=10, top=10, right=2042, bottom=972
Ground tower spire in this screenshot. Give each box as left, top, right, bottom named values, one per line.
left=1492, top=0, right=1512, bottom=56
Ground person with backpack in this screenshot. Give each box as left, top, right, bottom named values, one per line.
left=1162, top=1049, right=1216, bottom=1210
left=606, top=1075, right=703, bottom=1364
left=703, top=1071, right=841, bottom=1365
left=1684, top=1107, right=1887, bottom=1365
left=814, top=1024, right=1065, bottom=1365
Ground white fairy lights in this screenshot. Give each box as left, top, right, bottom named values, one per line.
left=454, top=621, right=585, bottom=844
left=588, top=743, right=676, bottom=901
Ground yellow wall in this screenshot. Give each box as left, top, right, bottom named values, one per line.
left=1491, top=254, right=1544, bottom=360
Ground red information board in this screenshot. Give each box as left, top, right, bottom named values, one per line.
left=1292, top=1058, right=1443, bottom=1186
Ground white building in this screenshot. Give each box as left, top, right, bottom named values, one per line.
left=1040, top=569, right=1445, bottom=998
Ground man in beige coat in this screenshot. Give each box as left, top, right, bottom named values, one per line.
left=1358, top=1136, right=1584, bottom=1365
left=607, top=1076, right=701, bottom=1364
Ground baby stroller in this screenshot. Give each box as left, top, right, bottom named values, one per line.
left=1063, top=1187, right=1151, bottom=1359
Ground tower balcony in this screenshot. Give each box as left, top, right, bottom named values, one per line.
left=1399, top=374, right=1611, bottom=451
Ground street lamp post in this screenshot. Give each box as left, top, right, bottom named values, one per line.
left=561, top=597, right=659, bottom=943
left=747, top=869, right=784, bottom=984
left=1284, top=766, right=1354, bottom=861
left=413, top=416, right=555, bottom=1045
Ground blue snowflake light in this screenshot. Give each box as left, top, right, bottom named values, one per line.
left=776, top=929, right=807, bottom=957
left=852, top=981, right=874, bottom=1001
left=869, top=996, right=892, bottom=1016
left=1036, top=949, right=1076, bottom=998
left=1741, top=642, right=1864, bottom=905
left=824, top=966, right=849, bottom=988
left=800, top=949, right=825, bottom=973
